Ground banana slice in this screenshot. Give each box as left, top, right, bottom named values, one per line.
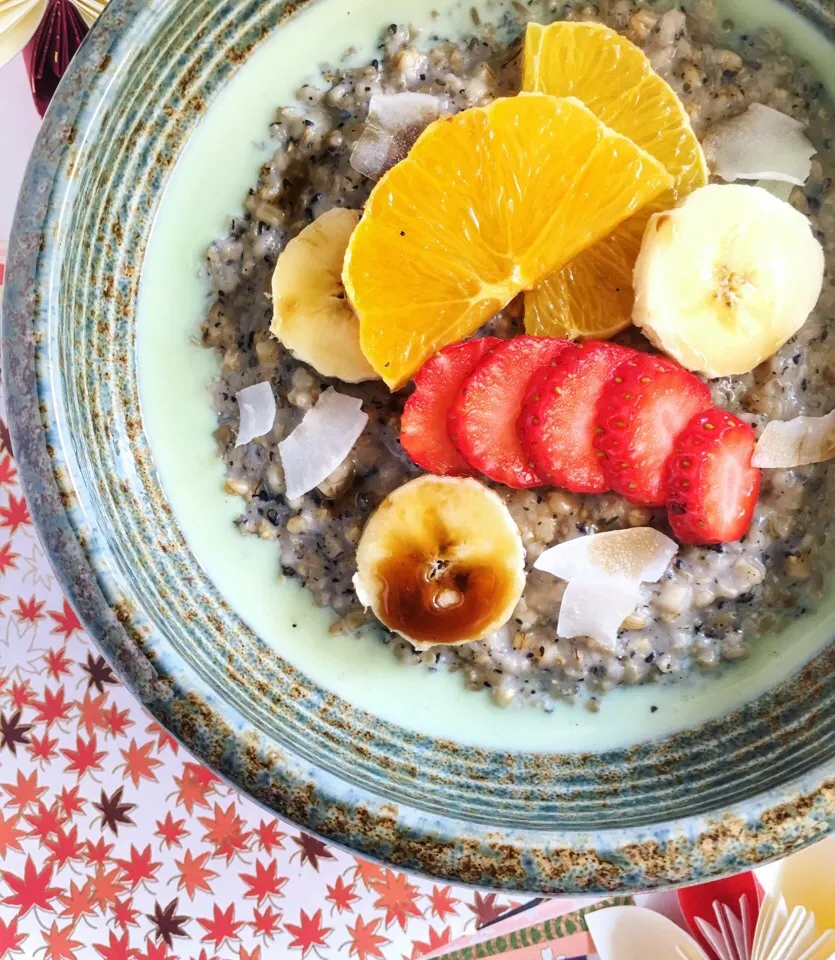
left=353, top=476, right=525, bottom=649
left=633, top=184, right=824, bottom=378
left=270, top=208, right=379, bottom=383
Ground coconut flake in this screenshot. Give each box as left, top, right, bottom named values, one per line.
left=535, top=528, right=678, bottom=584
left=752, top=410, right=835, bottom=468
left=535, top=528, right=678, bottom=649
left=279, top=388, right=368, bottom=501
left=235, top=381, right=276, bottom=447
left=756, top=179, right=795, bottom=202
left=350, top=93, right=441, bottom=180
left=703, top=103, right=815, bottom=185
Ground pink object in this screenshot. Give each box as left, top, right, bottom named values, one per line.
left=22, top=0, right=88, bottom=116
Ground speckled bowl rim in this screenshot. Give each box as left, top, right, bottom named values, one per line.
left=2, top=0, right=835, bottom=895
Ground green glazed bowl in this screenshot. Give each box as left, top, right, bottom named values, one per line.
left=3, top=0, right=835, bottom=894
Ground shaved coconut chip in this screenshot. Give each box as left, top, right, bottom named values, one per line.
left=279, top=388, right=368, bottom=501
left=534, top=528, right=678, bottom=584
left=703, top=103, right=815, bottom=185
left=350, top=93, right=441, bottom=180
left=752, top=409, right=835, bottom=468
left=235, top=381, right=276, bottom=447
left=557, top=575, right=640, bottom=651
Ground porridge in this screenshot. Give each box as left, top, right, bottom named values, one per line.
left=200, top=0, right=835, bottom=710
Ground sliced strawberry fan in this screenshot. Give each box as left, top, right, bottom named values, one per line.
left=0, top=0, right=107, bottom=116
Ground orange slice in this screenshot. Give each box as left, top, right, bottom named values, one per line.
left=343, top=93, right=673, bottom=389
left=522, top=21, right=708, bottom=341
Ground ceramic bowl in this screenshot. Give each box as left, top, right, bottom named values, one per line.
left=3, top=0, right=835, bottom=894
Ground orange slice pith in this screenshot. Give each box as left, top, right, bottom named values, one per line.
left=343, top=92, right=673, bottom=389
left=522, top=21, right=709, bottom=341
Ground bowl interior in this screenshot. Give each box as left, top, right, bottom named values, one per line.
left=5, top=0, right=835, bottom=892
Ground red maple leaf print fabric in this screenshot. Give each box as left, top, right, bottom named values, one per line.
left=0, top=397, right=531, bottom=957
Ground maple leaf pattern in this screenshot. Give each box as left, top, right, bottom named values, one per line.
left=80, top=652, right=117, bottom=693
left=93, top=787, right=136, bottom=835
left=467, top=891, right=509, bottom=928
left=408, top=925, right=452, bottom=960
left=291, top=833, right=336, bottom=872
left=0, top=709, right=32, bottom=754
left=0, top=438, right=524, bottom=958
left=198, top=903, right=244, bottom=950
left=344, top=915, right=389, bottom=960
left=372, top=870, right=423, bottom=930
left=0, top=915, right=25, bottom=958
left=41, top=919, right=83, bottom=960
left=326, top=874, right=359, bottom=915
left=285, top=908, right=333, bottom=958
left=147, top=898, right=190, bottom=947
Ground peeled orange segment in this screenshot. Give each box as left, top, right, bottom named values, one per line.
left=343, top=93, right=673, bottom=390
left=522, top=21, right=708, bottom=341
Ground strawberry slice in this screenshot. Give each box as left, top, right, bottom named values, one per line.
left=519, top=340, right=636, bottom=493
left=665, top=408, right=761, bottom=544
left=449, top=336, right=571, bottom=488
left=400, top=337, right=502, bottom=476
left=594, top=353, right=712, bottom=506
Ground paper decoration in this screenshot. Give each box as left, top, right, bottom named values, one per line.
left=0, top=0, right=107, bottom=115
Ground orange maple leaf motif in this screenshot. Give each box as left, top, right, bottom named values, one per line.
left=1, top=855, right=62, bottom=917
left=0, top=541, right=19, bottom=574
left=114, top=844, right=162, bottom=890
left=117, top=739, right=163, bottom=787
left=371, top=870, right=423, bottom=930
left=239, top=947, right=261, bottom=960
left=175, top=849, right=218, bottom=900
left=0, top=493, right=31, bottom=534
left=285, top=908, right=333, bottom=958
left=348, top=858, right=386, bottom=891
left=47, top=599, right=81, bottom=641
left=57, top=879, right=97, bottom=923
left=93, top=930, right=137, bottom=960
left=155, top=812, right=188, bottom=850
left=197, top=802, right=251, bottom=864
left=239, top=859, right=287, bottom=905
left=145, top=721, right=178, bottom=754
left=89, top=864, right=129, bottom=913
left=0, top=809, right=24, bottom=858
left=1, top=769, right=46, bottom=811
left=0, top=455, right=17, bottom=488
left=61, top=732, right=107, bottom=780
left=29, top=729, right=60, bottom=763
left=326, top=874, right=359, bottom=915
left=8, top=680, right=36, bottom=709
left=13, top=594, right=45, bottom=623
left=101, top=702, right=134, bottom=739
left=0, top=915, right=25, bottom=957
left=75, top=691, right=109, bottom=739
left=85, top=838, right=114, bottom=866
left=254, top=818, right=285, bottom=854
left=24, top=801, right=66, bottom=843
left=112, top=897, right=140, bottom=931
left=250, top=904, right=282, bottom=941
left=169, top=765, right=218, bottom=815
left=428, top=885, right=459, bottom=921
left=407, top=926, right=452, bottom=960
left=44, top=823, right=86, bottom=868
left=136, top=939, right=169, bottom=960
left=344, top=915, right=389, bottom=960
left=56, top=785, right=86, bottom=819
left=35, top=686, right=73, bottom=726
left=198, top=904, right=244, bottom=950
left=43, top=646, right=73, bottom=682
left=41, top=919, right=83, bottom=960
